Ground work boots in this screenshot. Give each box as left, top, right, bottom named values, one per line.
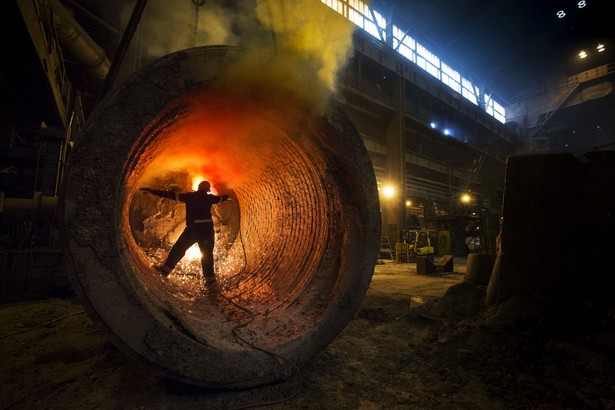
left=203, top=274, right=219, bottom=293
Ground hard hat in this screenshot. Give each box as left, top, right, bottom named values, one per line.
left=197, top=180, right=211, bottom=191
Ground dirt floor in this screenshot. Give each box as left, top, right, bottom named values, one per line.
left=1, top=258, right=615, bottom=410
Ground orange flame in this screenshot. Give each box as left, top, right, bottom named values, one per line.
left=191, top=176, right=220, bottom=195
left=137, top=87, right=309, bottom=196
left=185, top=244, right=202, bottom=260
left=191, top=176, right=201, bottom=191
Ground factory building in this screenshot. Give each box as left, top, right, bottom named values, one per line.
left=1, top=0, right=614, bottom=404
left=3, top=0, right=612, bottom=296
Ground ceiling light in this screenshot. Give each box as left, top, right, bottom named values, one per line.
left=597, top=43, right=605, bottom=52
left=578, top=50, right=588, bottom=59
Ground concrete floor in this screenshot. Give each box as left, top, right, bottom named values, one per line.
left=5, top=254, right=613, bottom=409
left=0, top=255, right=472, bottom=409
left=370, top=256, right=467, bottom=300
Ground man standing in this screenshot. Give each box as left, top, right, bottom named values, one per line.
left=140, top=180, right=229, bottom=290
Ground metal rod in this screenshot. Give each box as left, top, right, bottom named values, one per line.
left=100, top=0, right=149, bottom=98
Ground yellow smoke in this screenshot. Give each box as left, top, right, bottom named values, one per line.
left=129, top=1, right=358, bottom=190
left=123, top=0, right=356, bottom=113
left=122, top=0, right=239, bottom=57
left=258, top=0, right=354, bottom=106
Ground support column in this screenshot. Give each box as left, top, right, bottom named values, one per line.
left=383, top=75, right=406, bottom=242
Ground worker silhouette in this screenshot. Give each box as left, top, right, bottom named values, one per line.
left=140, top=180, right=229, bottom=290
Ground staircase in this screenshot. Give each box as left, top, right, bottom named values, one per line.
left=529, top=79, right=580, bottom=138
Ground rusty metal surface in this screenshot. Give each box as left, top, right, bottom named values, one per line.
left=59, top=46, right=381, bottom=388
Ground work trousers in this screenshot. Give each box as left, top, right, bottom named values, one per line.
left=163, top=224, right=216, bottom=281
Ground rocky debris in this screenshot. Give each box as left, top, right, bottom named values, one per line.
left=419, top=280, right=615, bottom=410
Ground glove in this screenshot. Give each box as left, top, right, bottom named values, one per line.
left=220, top=195, right=229, bottom=202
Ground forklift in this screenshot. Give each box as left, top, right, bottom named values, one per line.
left=400, top=229, right=435, bottom=262
left=400, top=215, right=435, bottom=262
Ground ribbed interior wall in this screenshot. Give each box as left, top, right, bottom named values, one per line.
left=62, top=47, right=380, bottom=387
left=122, top=87, right=347, bottom=349
left=222, top=130, right=338, bottom=307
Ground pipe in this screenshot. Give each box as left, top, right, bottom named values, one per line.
left=59, top=46, right=381, bottom=389
left=0, top=191, right=57, bottom=222
left=51, top=0, right=110, bottom=81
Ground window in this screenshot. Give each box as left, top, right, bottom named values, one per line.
left=441, top=63, right=461, bottom=93
left=322, top=0, right=507, bottom=123
left=461, top=78, right=479, bottom=105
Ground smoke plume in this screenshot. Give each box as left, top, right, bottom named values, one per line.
left=123, top=0, right=355, bottom=110
left=128, top=0, right=356, bottom=191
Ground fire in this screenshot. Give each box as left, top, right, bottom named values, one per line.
left=191, top=175, right=218, bottom=194
left=191, top=176, right=204, bottom=191
left=185, top=244, right=202, bottom=260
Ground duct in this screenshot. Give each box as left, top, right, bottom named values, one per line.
left=0, top=192, right=57, bottom=222
left=58, top=46, right=381, bottom=389
left=51, top=0, right=110, bottom=81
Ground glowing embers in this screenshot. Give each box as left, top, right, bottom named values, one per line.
left=184, top=243, right=202, bottom=261
left=146, top=244, right=203, bottom=276
left=135, top=193, right=236, bottom=281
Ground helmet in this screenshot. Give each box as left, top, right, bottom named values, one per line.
left=197, top=180, right=211, bottom=192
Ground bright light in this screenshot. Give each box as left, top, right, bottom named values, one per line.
left=185, top=244, right=202, bottom=260
left=191, top=176, right=204, bottom=191
left=430, top=122, right=437, bottom=129
left=406, top=199, right=412, bottom=207
left=597, top=43, right=605, bottom=52
left=443, top=128, right=451, bottom=135
left=382, top=185, right=395, bottom=198
left=320, top=0, right=507, bottom=123
left=191, top=176, right=218, bottom=194
left=461, top=193, right=471, bottom=203
left=578, top=50, right=588, bottom=59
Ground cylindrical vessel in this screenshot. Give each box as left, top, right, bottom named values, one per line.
left=59, top=46, right=380, bottom=389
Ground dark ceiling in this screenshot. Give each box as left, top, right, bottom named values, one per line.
left=381, top=0, right=613, bottom=102
left=2, top=0, right=613, bottom=130
left=71, top=0, right=613, bottom=103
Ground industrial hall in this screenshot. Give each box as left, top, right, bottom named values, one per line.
left=1, top=0, right=614, bottom=408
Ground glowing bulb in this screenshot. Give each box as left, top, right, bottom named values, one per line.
left=461, top=193, right=471, bottom=203
left=382, top=186, right=395, bottom=198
